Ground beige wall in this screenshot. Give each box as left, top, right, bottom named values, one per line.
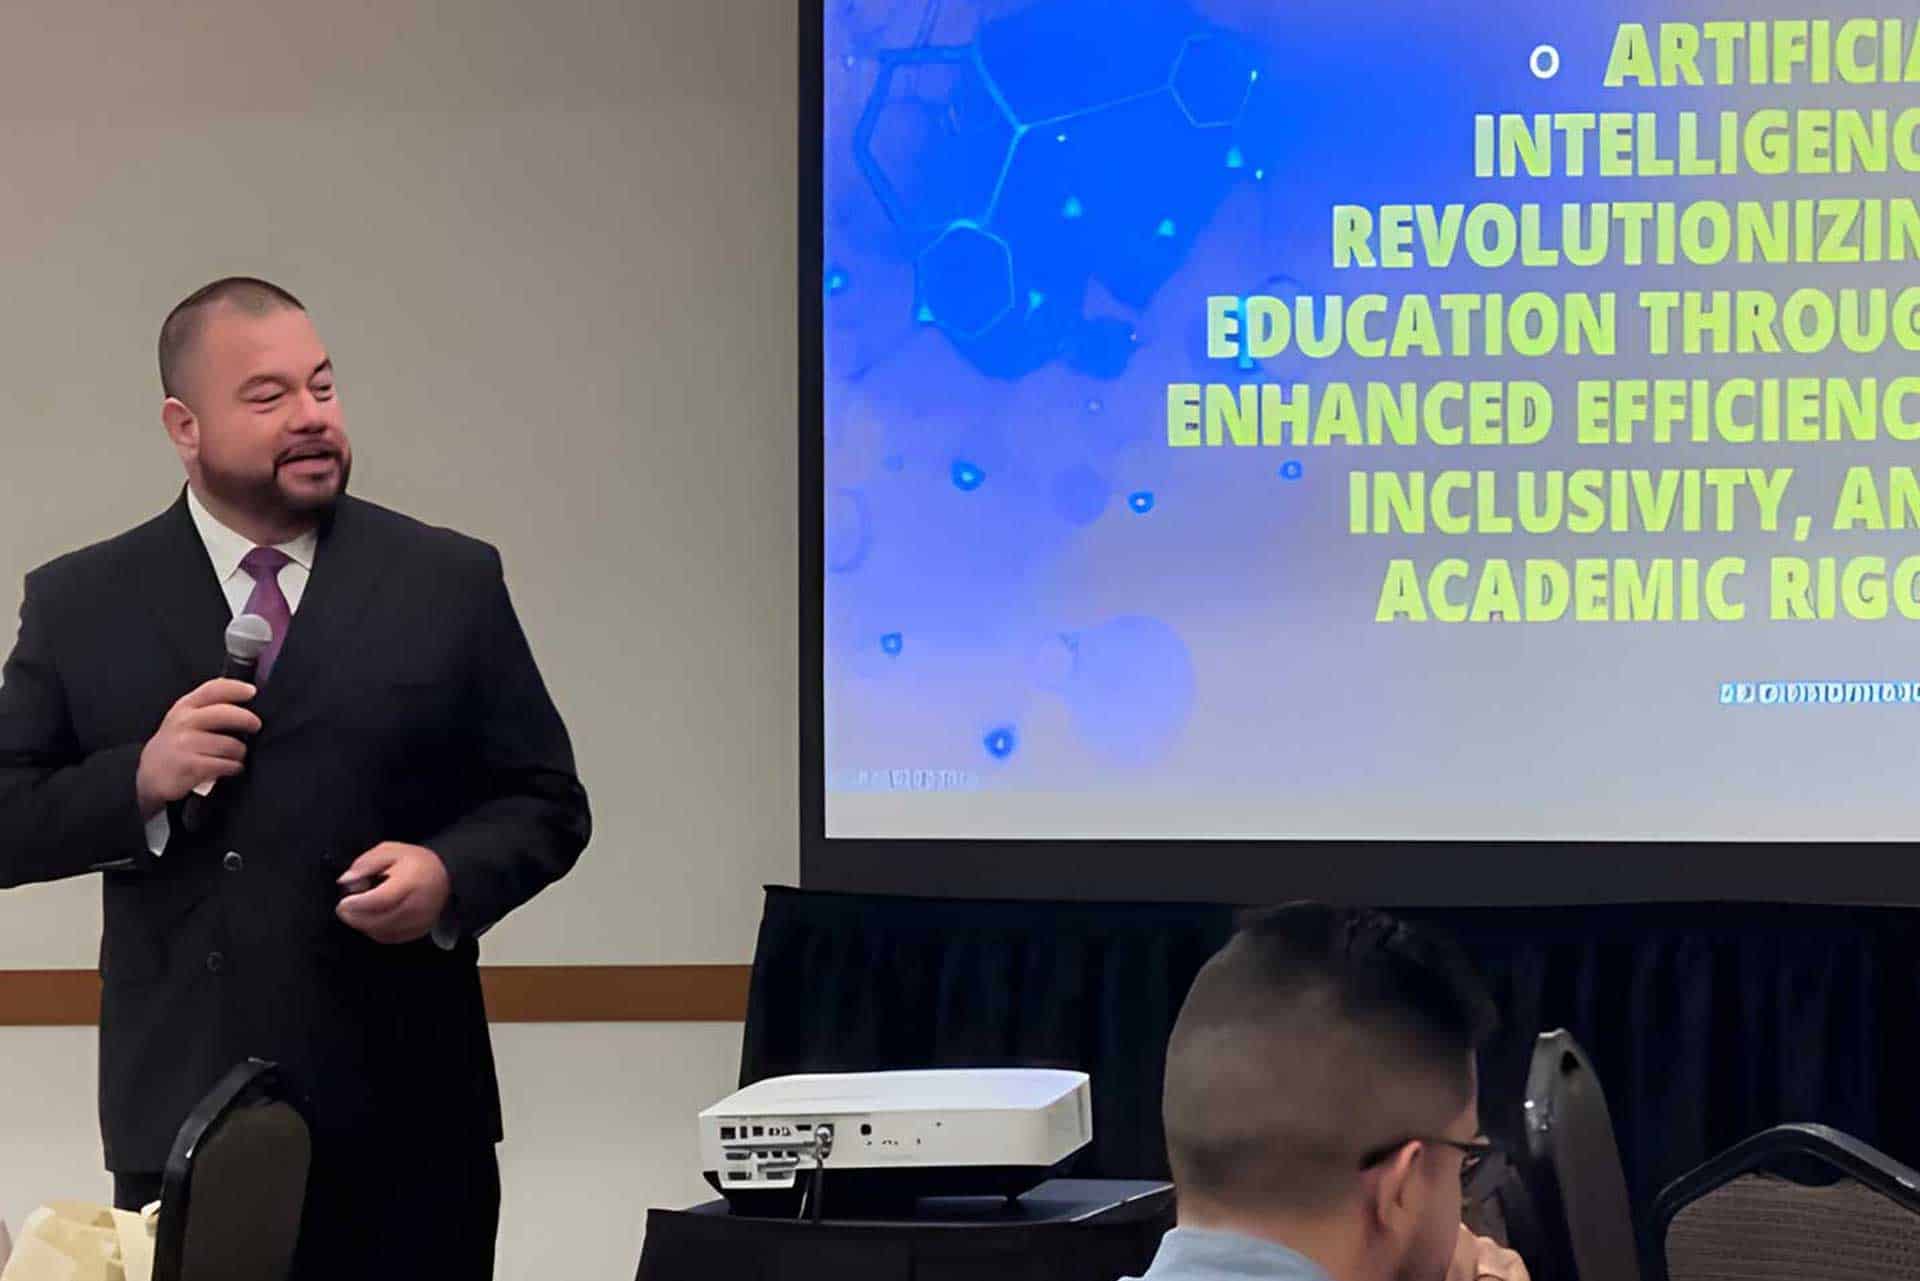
left=0, top=0, right=798, bottom=1273
left=0, top=0, right=798, bottom=968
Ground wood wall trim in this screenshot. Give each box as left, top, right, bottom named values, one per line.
left=482, top=964, right=751, bottom=1023
left=0, top=970, right=102, bottom=1027
left=0, top=965, right=751, bottom=1027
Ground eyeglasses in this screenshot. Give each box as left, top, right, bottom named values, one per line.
left=1358, top=1135, right=1499, bottom=1186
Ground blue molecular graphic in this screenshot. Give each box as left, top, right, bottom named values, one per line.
left=984, top=726, right=1019, bottom=759
left=951, top=459, right=986, bottom=491
left=1279, top=460, right=1304, bottom=481
left=825, top=264, right=851, bottom=296
left=880, top=632, right=904, bottom=655
left=918, top=224, right=1016, bottom=337
left=1128, top=491, right=1155, bottom=514
left=1170, top=33, right=1261, bottom=125
left=853, top=0, right=1269, bottom=379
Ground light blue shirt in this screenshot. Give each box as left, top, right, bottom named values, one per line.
left=1127, top=1228, right=1337, bottom=1281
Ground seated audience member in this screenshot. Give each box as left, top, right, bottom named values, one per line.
left=1127, top=903, right=1528, bottom=1281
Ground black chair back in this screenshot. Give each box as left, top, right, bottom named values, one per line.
left=1465, top=1143, right=1549, bottom=1256
left=1650, top=1123, right=1920, bottom=1281
left=1514, top=1029, right=1642, bottom=1281
left=153, top=1059, right=311, bottom=1281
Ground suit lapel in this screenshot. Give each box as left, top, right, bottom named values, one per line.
left=135, top=490, right=233, bottom=688
left=250, top=495, right=390, bottom=730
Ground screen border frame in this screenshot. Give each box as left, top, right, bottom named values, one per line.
left=795, top=0, right=1919, bottom=908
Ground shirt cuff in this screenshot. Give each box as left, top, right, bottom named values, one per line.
left=144, top=810, right=171, bottom=858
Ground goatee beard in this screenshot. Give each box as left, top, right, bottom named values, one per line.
left=202, top=455, right=350, bottom=526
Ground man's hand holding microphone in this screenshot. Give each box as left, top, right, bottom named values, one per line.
left=132, top=613, right=449, bottom=945
left=134, top=677, right=260, bottom=821
left=136, top=612, right=272, bottom=828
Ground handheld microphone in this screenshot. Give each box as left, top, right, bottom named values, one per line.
left=179, top=613, right=273, bottom=834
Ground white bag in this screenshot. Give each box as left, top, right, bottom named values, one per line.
left=0, top=1202, right=154, bottom=1281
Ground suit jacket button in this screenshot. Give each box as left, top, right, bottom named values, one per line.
left=206, top=952, right=226, bottom=975
left=223, top=852, right=244, bottom=873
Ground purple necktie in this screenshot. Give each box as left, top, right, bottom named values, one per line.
left=238, top=546, right=294, bottom=684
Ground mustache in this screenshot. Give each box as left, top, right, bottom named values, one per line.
left=276, top=442, right=343, bottom=465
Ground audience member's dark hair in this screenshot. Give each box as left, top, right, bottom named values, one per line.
left=158, top=277, right=306, bottom=400
left=1163, top=902, right=1496, bottom=1215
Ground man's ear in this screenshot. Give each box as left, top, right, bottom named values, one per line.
left=161, top=397, right=198, bottom=459
left=1365, top=1141, right=1425, bottom=1239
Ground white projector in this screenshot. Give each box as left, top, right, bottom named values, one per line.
left=699, top=1068, right=1093, bottom=1214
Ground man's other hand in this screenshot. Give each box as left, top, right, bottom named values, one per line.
left=335, top=842, right=452, bottom=944
left=1448, top=1224, right=1528, bottom=1281
left=134, top=679, right=260, bottom=819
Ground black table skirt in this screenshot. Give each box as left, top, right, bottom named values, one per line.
left=740, top=887, right=1920, bottom=1217
left=636, top=1181, right=1174, bottom=1281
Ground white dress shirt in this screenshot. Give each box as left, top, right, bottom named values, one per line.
left=187, top=483, right=318, bottom=621
left=144, top=488, right=316, bottom=856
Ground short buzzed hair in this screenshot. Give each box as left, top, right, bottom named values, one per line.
left=1163, top=903, right=1495, bottom=1215
left=158, top=276, right=306, bottom=401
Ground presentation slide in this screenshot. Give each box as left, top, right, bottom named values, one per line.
left=819, top=0, right=1920, bottom=843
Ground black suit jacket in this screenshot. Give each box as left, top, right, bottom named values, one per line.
left=0, top=491, right=591, bottom=1170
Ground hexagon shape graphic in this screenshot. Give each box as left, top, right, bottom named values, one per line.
left=916, top=224, right=1016, bottom=339
left=1170, top=32, right=1260, bottom=127
left=978, top=0, right=1198, bottom=125
left=855, top=50, right=1019, bottom=237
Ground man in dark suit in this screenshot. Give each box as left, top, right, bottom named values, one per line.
left=0, top=277, right=591, bottom=1278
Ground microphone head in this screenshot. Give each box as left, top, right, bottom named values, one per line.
left=225, top=613, right=274, bottom=661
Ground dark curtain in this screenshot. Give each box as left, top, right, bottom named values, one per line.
left=637, top=1200, right=1172, bottom=1281
left=740, top=887, right=1920, bottom=1218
